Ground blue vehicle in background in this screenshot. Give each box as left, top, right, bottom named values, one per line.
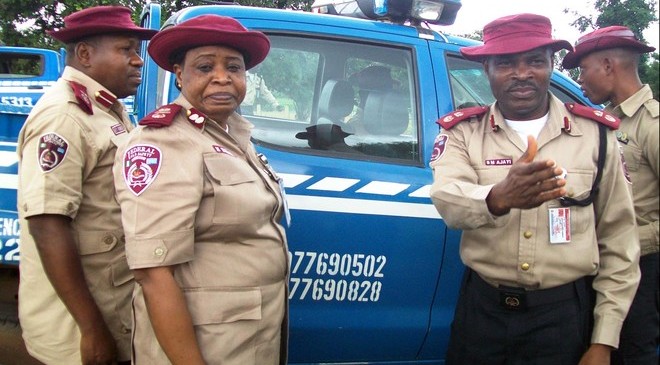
left=0, top=1, right=597, bottom=364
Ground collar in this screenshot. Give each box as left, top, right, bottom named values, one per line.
left=173, top=95, right=207, bottom=130
left=490, top=93, right=582, bottom=137
left=62, top=66, right=121, bottom=113
left=606, top=84, right=653, bottom=119
left=173, top=95, right=254, bottom=150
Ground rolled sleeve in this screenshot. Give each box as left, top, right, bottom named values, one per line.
left=114, top=125, right=204, bottom=269
left=125, top=229, right=195, bottom=269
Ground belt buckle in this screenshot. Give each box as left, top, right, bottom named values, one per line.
left=498, top=286, right=527, bottom=311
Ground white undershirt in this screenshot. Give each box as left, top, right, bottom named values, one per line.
left=505, top=113, right=548, bottom=147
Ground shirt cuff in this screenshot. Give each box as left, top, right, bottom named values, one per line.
left=125, top=228, right=195, bottom=269
left=591, top=314, right=624, bottom=348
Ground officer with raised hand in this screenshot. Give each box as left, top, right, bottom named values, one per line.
left=563, top=25, right=659, bottom=365
left=16, top=6, right=156, bottom=365
left=429, top=13, right=640, bottom=365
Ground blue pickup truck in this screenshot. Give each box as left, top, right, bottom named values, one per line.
left=0, top=1, right=597, bottom=363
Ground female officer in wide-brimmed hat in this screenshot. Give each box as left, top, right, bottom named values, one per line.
left=113, top=15, right=289, bottom=365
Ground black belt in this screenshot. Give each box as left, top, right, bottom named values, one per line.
left=468, top=269, right=586, bottom=311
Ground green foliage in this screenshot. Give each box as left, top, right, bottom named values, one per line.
left=565, top=0, right=659, bottom=99
left=0, top=1, right=314, bottom=49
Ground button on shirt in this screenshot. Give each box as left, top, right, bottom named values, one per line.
left=606, top=85, right=659, bottom=256
left=429, top=94, right=640, bottom=347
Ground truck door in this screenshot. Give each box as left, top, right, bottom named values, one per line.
left=259, top=34, right=445, bottom=364
left=135, top=2, right=161, bottom=121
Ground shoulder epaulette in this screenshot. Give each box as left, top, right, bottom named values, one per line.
left=564, top=102, right=620, bottom=130
left=68, top=81, right=93, bottom=115
left=436, top=105, right=489, bottom=130
left=139, top=104, right=183, bottom=128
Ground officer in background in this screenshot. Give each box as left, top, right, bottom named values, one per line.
left=563, top=26, right=659, bottom=365
left=16, top=6, right=156, bottom=365
left=242, top=65, right=283, bottom=115
left=429, top=13, right=640, bottom=365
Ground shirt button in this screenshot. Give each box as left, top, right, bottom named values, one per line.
left=154, top=247, right=165, bottom=257
left=567, top=190, right=575, bottom=197
left=523, top=231, right=533, bottom=239
left=103, top=234, right=116, bottom=245
left=521, top=263, right=530, bottom=271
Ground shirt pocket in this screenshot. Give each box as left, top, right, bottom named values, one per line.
left=620, top=144, right=641, bottom=172
left=563, top=169, right=595, bottom=234
left=203, top=155, right=258, bottom=225
left=183, top=287, right=262, bottom=325
left=474, top=165, right=509, bottom=185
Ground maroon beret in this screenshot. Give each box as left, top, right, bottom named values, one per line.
left=562, top=26, right=656, bottom=69
left=147, top=15, right=270, bottom=72
left=460, top=13, right=573, bottom=62
left=48, top=6, right=157, bottom=43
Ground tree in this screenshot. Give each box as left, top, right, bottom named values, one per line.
left=564, top=0, right=659, bottom=99
left=0, top=0, right=314, bottom=49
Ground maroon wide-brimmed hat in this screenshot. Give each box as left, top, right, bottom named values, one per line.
left=562, top=26, right=656, bottom=69
left=48, top=6, right=157, bottom=43
left=460, top=13, right=573, bottom=62
left=148, top=15, right=270, bottom=72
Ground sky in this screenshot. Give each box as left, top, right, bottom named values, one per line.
left=442, top=0, right=660, bottom=51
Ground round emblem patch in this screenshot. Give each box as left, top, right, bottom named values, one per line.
left=123, top=144, right=162, bottom=196
left=430, top=134, right=449, bottom=162
left=38, top=133, right=69, bottom=172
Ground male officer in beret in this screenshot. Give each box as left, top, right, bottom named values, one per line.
left=564, top=25, right=658, bottom=365
left=430, top=14, right=640, bottom=365
left=17, top=6, right=156, bottom=365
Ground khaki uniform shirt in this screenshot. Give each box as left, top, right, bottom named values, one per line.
left=113, top=96, right=289, bottom=365
left=430, top=94, right=640, bottom=348
left=606, top=85, right=659, bottom=256
left=17, top=66, right=134, bottom=364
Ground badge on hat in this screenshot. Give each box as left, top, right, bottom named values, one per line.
left=430, top=134, right=449, bottom=162
left=38, top=133, right=69, bottom=172
left=123, top=144, right=162, bottom=196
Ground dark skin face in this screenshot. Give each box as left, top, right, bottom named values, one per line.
left=484, top=47, right=553, bottom=120
left=75, top=34, right=144, bottom=99
left=174, top=45, right=247, bottom=123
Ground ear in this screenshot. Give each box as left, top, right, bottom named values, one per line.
left=173, top=64, right=183, bottom=86
left=601, top=56, right=614, bottom=75
left=74, top=42, right=93, bottom=68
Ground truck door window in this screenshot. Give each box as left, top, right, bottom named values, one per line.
left=248, top=35, right=419, bottom=164
left=0, top=53, right=43, bottom=78
left=446, top=55, right=495, bottom=108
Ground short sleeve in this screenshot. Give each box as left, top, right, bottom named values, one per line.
left=19, top=104, right=87, bottom=218
left=113, top=124, right=203, bottom=269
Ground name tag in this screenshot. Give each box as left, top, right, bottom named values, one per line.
left=548, top=208, right=571, bottom=244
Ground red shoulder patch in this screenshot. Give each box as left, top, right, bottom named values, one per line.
left=436, top=105, right=489, bottom=130
left=68, top=81, right=93, bottom=115
left=564, top=103, right=620, bottom=130
left=139, top=104, right=183, bottom=128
